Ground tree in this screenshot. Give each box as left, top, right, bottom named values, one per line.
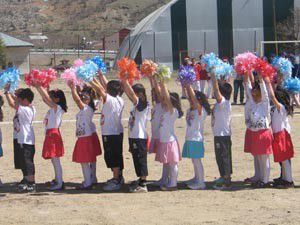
left=0, top=39, right=6, bottom=69
left=276, top=8, right=300, bottom=53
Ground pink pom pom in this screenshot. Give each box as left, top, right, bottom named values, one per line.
left=234, top=52, right=258, bottom=75
left=61, top=68, right=83, bottom=86
left=254, top=58, right=276, bottom=80
left=24, top=68, right=57, bottom=88
left=74, top=59, right=84, bottom=67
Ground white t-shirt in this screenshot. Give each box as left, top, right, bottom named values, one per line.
left=16, top=105, right=36, bottom=145
left=185, top=108, right=207, bottom=142
left=159, top=108, right=179, bottom=143
left=211, top=97, right=232, bottom=136
left=44, top=105, right=64, bottom=130
left=151, top=103, right=163, bottom=139
left=76, top=105, right=94, bottom=137
left=246, top=81, right=270, bottom=131
left=128, top=100, right=150, bottom=139
left=101, top=94, right=123, bottom=136
left=117, top=96, right=124, bottom=134
left=271, top=104, right=291, bottom=134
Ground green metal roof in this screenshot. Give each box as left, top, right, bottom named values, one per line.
left=0, top=32, right=34, bottom=47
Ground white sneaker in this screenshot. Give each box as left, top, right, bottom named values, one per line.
left=184, top=177, right=197, bottom=185
left=187, top=182, right=206, bottom=190
left=130, top=185, right=148, bottom=193
left=103, top=179, right=122, bottom=191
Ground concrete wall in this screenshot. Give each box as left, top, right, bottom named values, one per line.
left=4, top=46, right=31, bottom=74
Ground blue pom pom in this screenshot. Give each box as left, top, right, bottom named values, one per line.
left=178, top=65, right=196, bottom=86
left=272, top=57, right=293, bottom=79
left=89, top=56, right=107, bottom=75
left=283, top=77, right=300, bottom=93
left=215, top=62, right=233, bottom=80
left=76, top=61, right=98, bottom=82
left=0, top=67, right=20, bottom=92
left=201, top=53, right=222, bottom=72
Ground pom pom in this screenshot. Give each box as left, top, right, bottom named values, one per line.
left=25, top=68, right=58, bottom=88
left=0, top=67, right=20, bottom=92
left=234, top=52, right=258, bottom=75
left=283, top=77, right=300, bottom=93
left=89, top=56, right=107, bottom=74
left=74, top=59, right=84, bottom=67
left=117, top=57, right=141, bottom=84
left=156, top=64, right=172, bottom=81
left=61, top=68, right=83, bottom=86
left=214, top=62, right=234, bottom=80
left=254, top=58, right=276, bottom=80
left=201, top=53, right=222, bottom=72
left=141, top=59, right=158, bottom=77
left=76, top=60, right=98, bottom=82
left=272, top=57, right=293, bottom=80
left=178, top=65, right=196, bottom=86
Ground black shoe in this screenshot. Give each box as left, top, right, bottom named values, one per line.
left=27, top=183, right=37, bottom=193
left=273, top=177, right=283, bottom=184
left=255, top=181, right=272, bottom=188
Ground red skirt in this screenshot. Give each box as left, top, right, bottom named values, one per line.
left=273, top=129, right=294, bottom=162
left=92, top=132, right=102, bottom=156
left=244, top=128, right=273, bottom=156
left=73, top=135, right=97, bottom=163
left=42, top=128, right=64, bottom=159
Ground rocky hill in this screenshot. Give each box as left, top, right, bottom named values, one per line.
left=0, top=0, right=170, bottom=48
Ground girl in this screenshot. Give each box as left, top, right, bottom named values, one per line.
left=244, top=73, right=273, bottom=188
left=154, top=77, right=183, bottom=191
left=35, top=86, right=67, bottom=191
left=0, top=95, right=3, bottom=186
left=122, top=80, right=150, bottom=193
left=269, top=85, right=294, bottom=188
left=90, top=78, right=124, bottom=191
left=183, top=85, right=211, bottom=190
left=69, top=82, right=101, bottom=190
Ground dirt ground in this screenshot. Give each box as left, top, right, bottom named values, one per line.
left=0, top=78, right=299, bottom=225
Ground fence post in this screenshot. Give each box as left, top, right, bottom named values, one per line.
left=153, top=32, right=156, bottom=62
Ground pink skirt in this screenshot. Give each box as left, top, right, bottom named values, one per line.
left=273, top=129, right=294, bottom=162
left=148, top=138, right=160, bottom=154
left=155, top=140, right=181, bottom=164
left=92, top=132, right=102, bottom=156
left=73, top=135, right=97, bottom=163
left=42, top=129, right=64, bottom=159
left=244, top=128, right=273, bottom=156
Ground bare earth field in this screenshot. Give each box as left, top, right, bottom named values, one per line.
left=0, top=78, right=300, bottom=225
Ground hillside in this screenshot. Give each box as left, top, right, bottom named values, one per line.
left=0, top=0, right=170, bottom=48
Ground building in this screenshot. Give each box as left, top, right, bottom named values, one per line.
left=116, top=0, right=300, bottom=70
left=0, top=32, right=34, bottom=73
left=103, top=28, right=131, bottom=51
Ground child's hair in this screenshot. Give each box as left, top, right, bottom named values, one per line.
left=107, top=80, right=121, bottom=97
left=19, top=88, right=34, bottom=103
left=170, top=92, right=184, bottom=118
left=252, top=81, right=261, bottom=92
left=0, top=95, right=4, bottom=122
left=195, top=91, right=212, bottom=115
left=49, top=89, right=68, bottom=112
left=275, top=86, right=294, bottom=116
left=80, top=86, right=96, bottom=111
left=132, top=83, right=148, bottom=111
left=218, top=82, right=232, bottom=100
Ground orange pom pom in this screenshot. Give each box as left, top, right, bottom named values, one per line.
left=141, top=60, right=158, bottom=77
left=117, top=57, right=141, bottom=84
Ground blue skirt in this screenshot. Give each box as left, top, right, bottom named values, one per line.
left=182, top=141, right=204, bottom=158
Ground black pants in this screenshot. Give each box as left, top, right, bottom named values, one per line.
left=233, top=79, right=244, bottom=103
left=13, top=139, right=22, bottom=170
left=102, top=135, right=124, bottom=170
left=19, top=144, right=35, bottom=176
left=129, top=138, right=148, bottom=177
left=214, top=136, right=232, bottom=177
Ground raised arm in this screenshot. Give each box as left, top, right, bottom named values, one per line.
left=98, top=72, right=108, bottom=91
left=159, top=79, right=173, bottom=114
left=152, top=76, right=162, bottom=103
left=121, top=79, right=138, bottom=105
left=69, top=82, right=85, bottom=110
left=36, top=86, right=57, bottom=109
left=257, top=73, right=268, bottom=102
left=186, top=84, right=199, bottom=110
left=210, top=70, right=223, bottom=103
left=89, top=78, right=107, bottom=101
left=4, top=85, right=18, bottom=109
left=264, top=76, right=281, bottom=110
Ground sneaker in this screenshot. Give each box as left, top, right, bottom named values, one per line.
left=75, top=184, right=93, bottom=190
left=129, top=185, right=148, bottom=193
left=45, top=179, right=56, bottom=186
left=214, top=177, right=225, bottom=185
left=187, top=182, right=206, bottom=190
left=17, top=180, right=29, bottom=192
left=26, top=183, right=37, bottom=193
left=273, top=180, right=294, bottom=189
left=254, top=181, right=271, bottom=188
left=244, top=177, right=259, bottom=184
left=184, top=177, right=197, bottom=186
left=160, top=186, right=177, bottom=191
left=49, top=182, right=65, bottom=191
left=103, top=179, right=122, bottom=191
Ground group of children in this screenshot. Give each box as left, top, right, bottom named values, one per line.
left=0, top=62, right=295, bottom=193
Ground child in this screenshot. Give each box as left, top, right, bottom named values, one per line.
left=243, top=74, right=273, bottom=188
left=269, top=85, right=294, bottom=188
left=183, top=85, right=211, bottom=190
left=0, top=95, right=3, bottom=186
left=154, top=78, right=183, bottom=191
left=5, top=88, right=36, bottom=192
left=122, top=79, right=150, bottom=193
left=69, top=82, right=101, bottom=190
left=35, top=86, right=67, bottom=190
left=90, top=78, right=124, bottom=191
left=210, top=71, right=233, bottom=189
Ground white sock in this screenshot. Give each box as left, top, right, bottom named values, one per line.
left=81, top=163, right=92, bottom=187
left=168, top=163, right=178, bottom=188
left=51, top=157, right=63, bottom=186
left=192, top=158, right=205, bottom=185
left=258, top=155, right=270, bottom=184
left=282, top=160, right=293, bottom=182
left=90, top=162, right=97, bottom=183
left=161, top=164, right=169, bottom=186
left=252, top=155, right=260, bottom=181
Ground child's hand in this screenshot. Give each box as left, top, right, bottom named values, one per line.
left=68, top=80, right=75, bottom=89
left=4, top=83, right=10, bottom=92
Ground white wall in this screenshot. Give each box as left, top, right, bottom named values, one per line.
left=5, top=47, right=31, bottom=74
